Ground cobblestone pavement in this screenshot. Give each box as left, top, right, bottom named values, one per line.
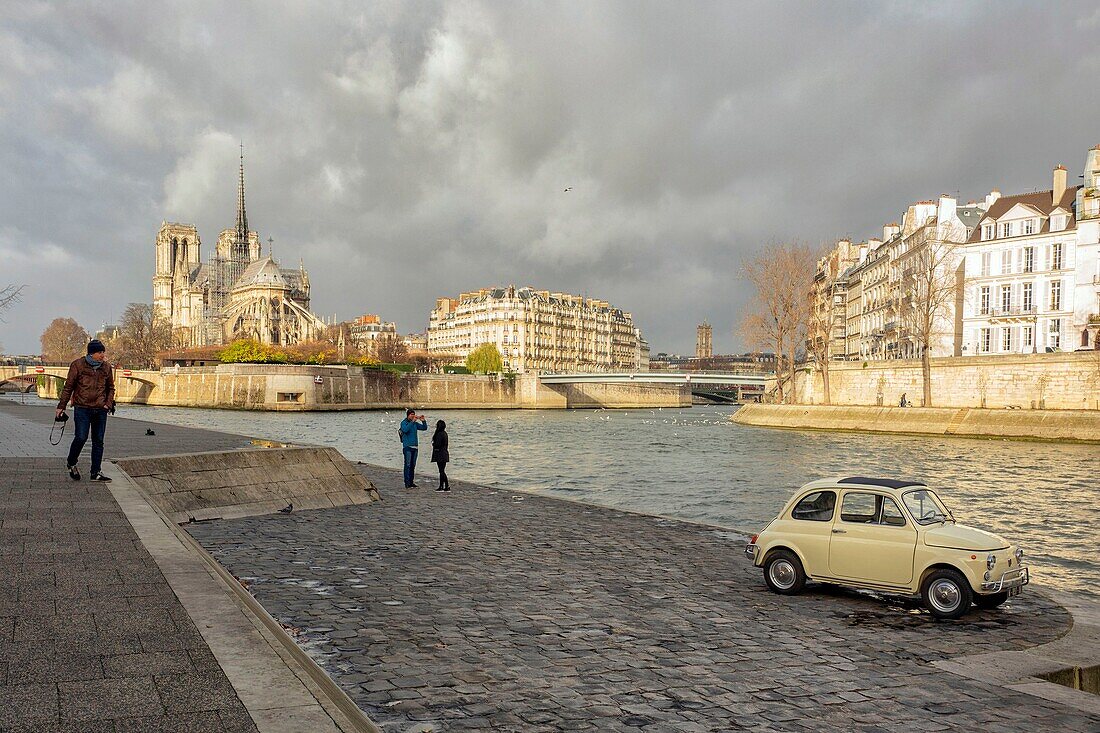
left=0, top=400, right=259, bottom=732
left=190, top=463, right=1100, bottom=732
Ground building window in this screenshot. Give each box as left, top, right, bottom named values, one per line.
left=1023, top=247, right=1034, bottom=273
left=1000, top=222, right=1013, bottom=238
left=980, top=328, right=991, bottom=353
left=1000, top=285, right=1011, bottom=312
left=983, top=224, right=995, bottom=240
left=1001, top=250, right=1011, bottom=275
left=1023, top=326, right=1033, bottom=348
left=1051, top=243, right=1064, bottom=270
left=1022, top=282, right=1033, bottom=312
left=1049, top=319, right=1061, bottom=349
left=1049, top=280, right=1062, bottom=311
left=1002, top=327, right=1012, bottom=352
left=979, top=286, right=990, bottom=315
left=981, top=252, right=991, bottom=276
left=1024, top=219, right=1035, bottom=235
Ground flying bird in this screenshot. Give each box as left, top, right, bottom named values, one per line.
left=564, top=187, right=572, bottom=192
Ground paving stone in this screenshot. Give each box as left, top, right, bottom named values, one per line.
left=0, top=683, right=59, bottom=727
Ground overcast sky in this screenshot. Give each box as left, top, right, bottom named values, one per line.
left=2, top=1, right=1099, bottom=355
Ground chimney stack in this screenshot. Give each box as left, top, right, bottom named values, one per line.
left=984, top=189, right=1001, bottom=208
left=1052, top=165, right=1067, bottom=205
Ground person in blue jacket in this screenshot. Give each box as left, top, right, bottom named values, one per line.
left=399, top=408, right=428, bottom=488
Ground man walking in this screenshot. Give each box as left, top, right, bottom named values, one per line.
left=56, top=339, right=115, bottom=482
left=399, top=408, right=428, bottom=488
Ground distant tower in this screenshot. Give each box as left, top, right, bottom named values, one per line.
left=696, top=322, right=713, bottom=359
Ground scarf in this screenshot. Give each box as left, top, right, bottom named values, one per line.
left=85, top=355, right=103, bottom=370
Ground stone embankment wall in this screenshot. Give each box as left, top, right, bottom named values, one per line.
left=115, top=446, right=380, bottom=522
left=11, top=364, right=689, bottom=411
left=733, top=404, right=1100, bottom=442
left=795, top=352, right=1100, bottom=411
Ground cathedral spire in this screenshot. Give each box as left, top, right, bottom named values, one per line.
left=236, top=142, right=249, bottom=246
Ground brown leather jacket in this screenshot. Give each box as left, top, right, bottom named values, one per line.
left=57, top=357, right=116, bottom=410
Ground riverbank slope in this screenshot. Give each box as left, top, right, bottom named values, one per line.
left=732, top=403, right=1100, bottom=442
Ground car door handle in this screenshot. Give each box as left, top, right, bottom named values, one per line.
left=831, top=529, right=846, bottom=534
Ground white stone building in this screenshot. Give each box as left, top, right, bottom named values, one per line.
left=428, top=286, right=647, bottom=373
left=1072, top=146, right=1100, bottom=350
left=960, top=159, right=1086, bottom=355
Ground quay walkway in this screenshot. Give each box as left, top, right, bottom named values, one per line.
left=191, top=470, right=1099, bottom=730
left=2, top=398, right=1098, bottom=731
left=0, top=400, right=363, bottom=733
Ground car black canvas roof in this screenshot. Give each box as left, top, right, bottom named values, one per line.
left=837, top=477, right=927, bottom=490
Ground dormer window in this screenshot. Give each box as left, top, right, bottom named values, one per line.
left=1000, top=222, right=1013, bottom=238
left=982, top=224, right=995, bottom=240
left=1023, top=218, right=1036, bottom=235
left=1051, top=214, right=1066, bottom=231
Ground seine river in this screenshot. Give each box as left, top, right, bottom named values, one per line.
left=85, top=401, right=1099, bottom=599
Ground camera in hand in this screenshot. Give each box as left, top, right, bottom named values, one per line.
left=54, top=412, right=69, bottom=423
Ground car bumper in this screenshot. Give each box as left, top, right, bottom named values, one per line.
left=980, top=565, right=1029, bottom=593
left=745, top=543, right=758, bottom=563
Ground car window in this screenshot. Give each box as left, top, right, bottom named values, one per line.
left=840, top=492, right=878, bottom=523
left=902, top=489, right=950, bottom=525
left=880, top=496, right=906, bottom=527
left=790, top=491, right=836, bottom=522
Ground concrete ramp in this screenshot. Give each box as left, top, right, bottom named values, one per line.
left=115, top=446, right=380, bottom=523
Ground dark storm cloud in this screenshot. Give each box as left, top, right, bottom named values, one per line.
left=2, top=1, right=1099, bottom=354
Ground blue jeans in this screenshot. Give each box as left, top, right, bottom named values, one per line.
left=68, top=407, right=108, bottom=475
left=402, top=446, right=418, bottom=487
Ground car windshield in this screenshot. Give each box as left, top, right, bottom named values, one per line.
left=902, top=488, right=952, bottom=525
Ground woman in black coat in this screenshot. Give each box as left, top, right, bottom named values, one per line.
left=430, top=420, right=450, bottom=492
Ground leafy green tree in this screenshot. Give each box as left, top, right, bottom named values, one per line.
left=218, top=339, right=271, bottom=363
left=465, top=343, right=503, bottom=374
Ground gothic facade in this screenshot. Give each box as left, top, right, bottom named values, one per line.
left=153, top=155, right=326, bottom=347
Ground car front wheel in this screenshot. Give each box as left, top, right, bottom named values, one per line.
left=763, top=550, right=806, bottom=595
left=974, top=591, right=1009, bottom=610
left=921, top=568, right=972, bottom=620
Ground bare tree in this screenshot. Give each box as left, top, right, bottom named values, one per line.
left=897, top=219, right=965, bottom=407
left=0, top=284, right=23, bottom=354
left=114, top=303, right=173, bottom=369
left=0, top=284, right=23, bottom=316
left=41, top=317, right=89, bottom=364
left=377, top=335, right=409, bottom=364
left=741, top=242, right=816, bottom=403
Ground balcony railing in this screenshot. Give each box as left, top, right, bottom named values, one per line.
left=980, top=306, right=1036, bottom=317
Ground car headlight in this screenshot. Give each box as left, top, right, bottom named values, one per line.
left=986, top=553, right=996, bottom=570
left=1015, top=548, right=1024, bottom=563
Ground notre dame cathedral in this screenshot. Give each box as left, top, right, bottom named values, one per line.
left=152, top=152, right=327, bottom=347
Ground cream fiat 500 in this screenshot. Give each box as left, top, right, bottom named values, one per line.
left=745, top=477, right=1029, bottom=619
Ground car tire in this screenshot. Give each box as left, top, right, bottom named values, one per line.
left=921, top=568, right=972, bottom=620
left=763, top=550, right=806, bottom=595
left=974, top=591, right=1009, bottom=610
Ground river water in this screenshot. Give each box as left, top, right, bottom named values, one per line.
left=16, top=395, right=1095, bottom=598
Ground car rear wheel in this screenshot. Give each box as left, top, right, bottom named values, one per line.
left=974, top=591, right=1009, bottom=610
left=921, top=568, right=972, bottom=620
left=763, top=550, right=805, bottom=595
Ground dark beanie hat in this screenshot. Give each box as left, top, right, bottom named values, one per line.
left=87, top=339, right=106, bottom=355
